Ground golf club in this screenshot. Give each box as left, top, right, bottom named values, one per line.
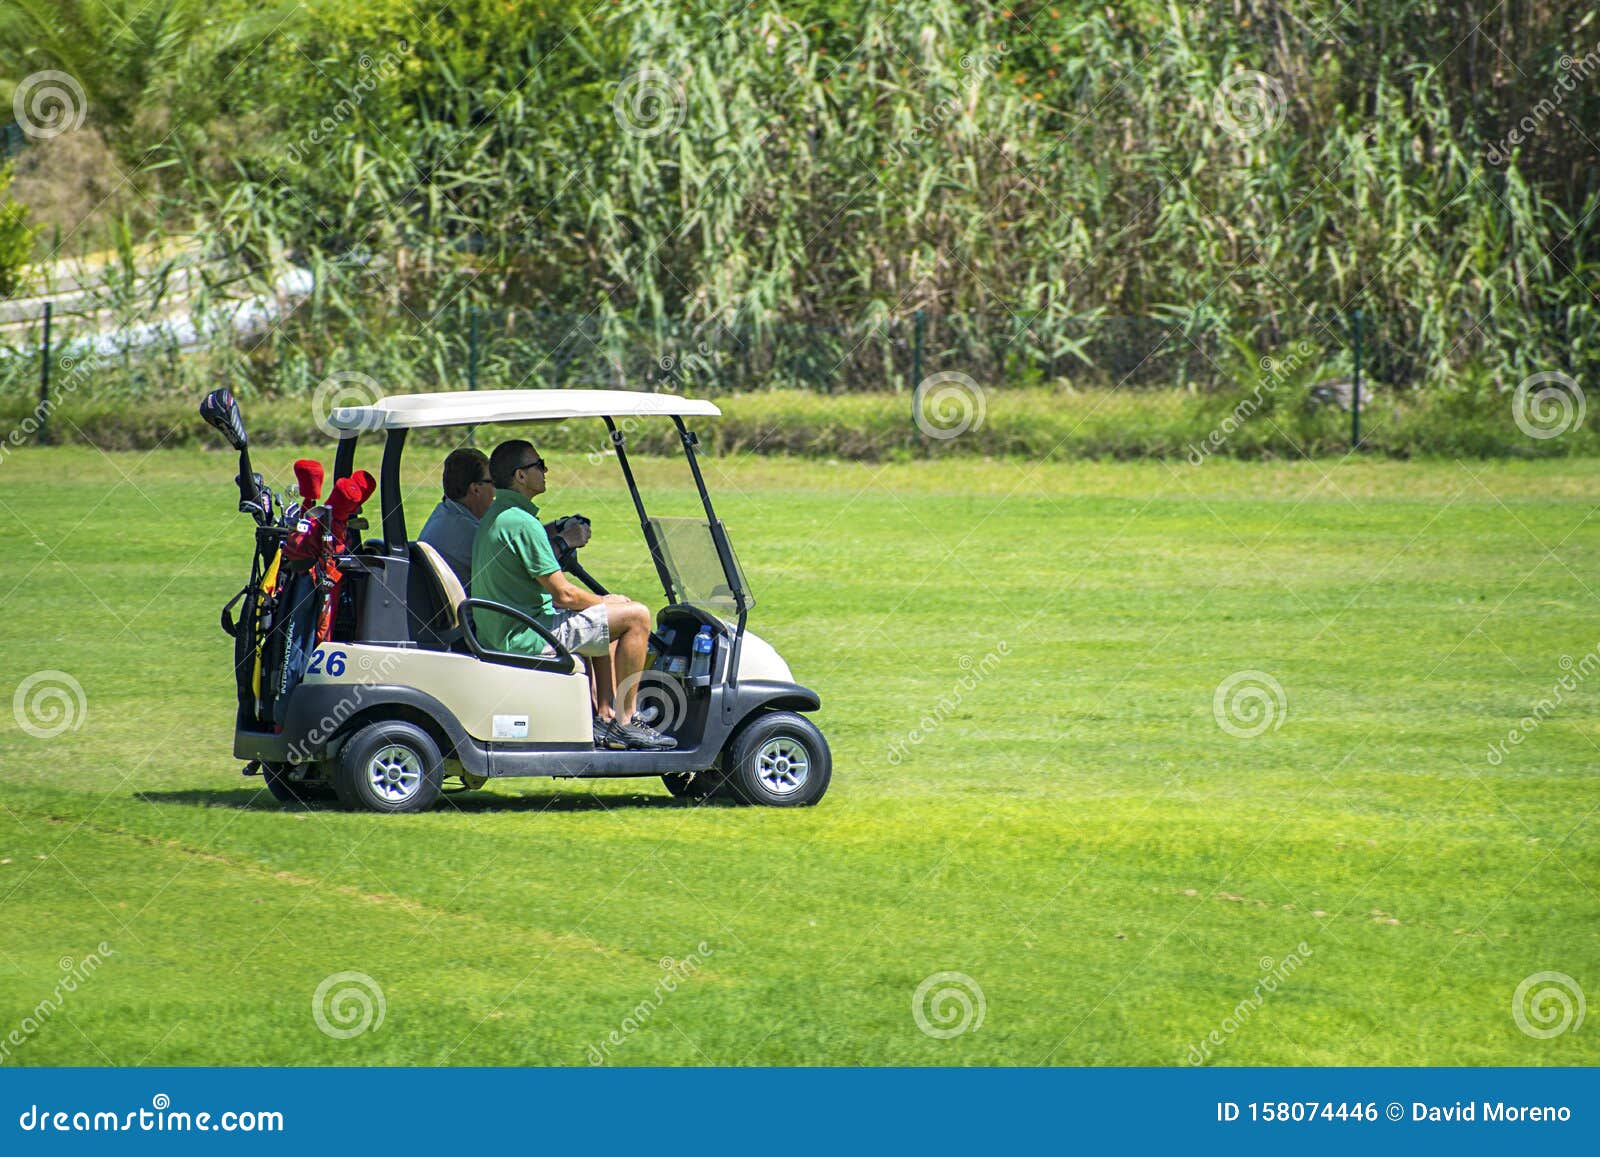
left=199, top=388, right=248, bottom=451
left=199, top=388, right=272, bottom=523
left=238, top=470, right=274, bottom=524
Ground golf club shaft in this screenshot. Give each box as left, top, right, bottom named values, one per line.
left=236, top=446, right=259, bottom=504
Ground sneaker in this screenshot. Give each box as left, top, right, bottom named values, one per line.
left=618, top=720, right=678, bottom=750
left=593, top=717, right=628, bottom=750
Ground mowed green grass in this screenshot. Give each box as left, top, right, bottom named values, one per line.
left=0, top=443, right=1597, bottom=1067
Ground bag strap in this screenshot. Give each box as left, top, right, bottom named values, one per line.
left=220, top=585, right=249, bottom=638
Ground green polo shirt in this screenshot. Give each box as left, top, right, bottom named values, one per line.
left=470, top=489, right=559, bottom=654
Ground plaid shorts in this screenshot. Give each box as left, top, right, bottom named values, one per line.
left=547, top=603, right=611, bottom=657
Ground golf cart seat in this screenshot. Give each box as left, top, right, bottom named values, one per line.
left=409, top=541, right=469, bottom=652
left=409, top=540, right=576, bottom=673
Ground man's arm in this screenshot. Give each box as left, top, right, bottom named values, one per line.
left=536, top=569, right=603, bottom=611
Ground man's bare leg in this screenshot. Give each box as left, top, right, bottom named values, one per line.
left=593, top=595, right=625, bottom=719
left=591, top=650, right=616, bottom=720
left=603, top=599, right=651, bottom=723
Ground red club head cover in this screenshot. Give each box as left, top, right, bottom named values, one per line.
left=293, top=459, right=324, bottom=505
left=329, top=471, right=374, bottom=517
left=328, top=471, right=376, bottom=549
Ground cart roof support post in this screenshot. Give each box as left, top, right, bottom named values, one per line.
left=333, top=432, right=358, bottom=484
left=672, top=416, right=748, bottom=695
left=380, top=429, right=408, bottom=553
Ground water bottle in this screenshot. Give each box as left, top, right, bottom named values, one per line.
left=689, top=626, right=715, bottom=686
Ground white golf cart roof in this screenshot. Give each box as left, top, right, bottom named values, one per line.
left=328, top=388, right=721, bottom=432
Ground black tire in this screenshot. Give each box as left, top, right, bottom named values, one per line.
left=332, top=721, right=445, bottom=814
left=662, top=770, right=726, bottom=802
left=723, top=711, right=831, bottom=807
left=261, top=762, right=337, bottom=805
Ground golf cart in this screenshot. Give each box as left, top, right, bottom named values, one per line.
left=207, top=388, right=829, bottom=813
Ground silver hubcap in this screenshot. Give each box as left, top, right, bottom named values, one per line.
left=756, top=737, right=809, bottom=796
left=367, top=745, right=423, bottom=802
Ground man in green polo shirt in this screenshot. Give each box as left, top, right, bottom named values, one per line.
left=471, top=439, right=674, bottom=751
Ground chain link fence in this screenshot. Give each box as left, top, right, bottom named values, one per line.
left=2, top=272, right=1596, bottom=451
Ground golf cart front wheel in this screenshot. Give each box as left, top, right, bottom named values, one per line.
left=724, top=712, right=831, bottom=807
left=333, top=721, right=444, bottom=813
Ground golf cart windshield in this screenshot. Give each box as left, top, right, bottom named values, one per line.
left=648, top=516, right=754, bottom=615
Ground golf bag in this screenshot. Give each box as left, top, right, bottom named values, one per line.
left=269, top=568, right=320, bottom=725
left=218, top=471, right=373, bottom=730
left=220, top=523, right=300, bottom=728
left=207, top=395, right=348, bottom=731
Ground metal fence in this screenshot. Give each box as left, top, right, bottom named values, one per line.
left=421, top=305, right=1331, bottom=395
left=375, top=302, right=1597, bottom=399
left=5, top=285, right=1597, bottom=451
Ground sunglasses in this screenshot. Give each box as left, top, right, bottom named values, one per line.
left=517, top=458, right=547, bottom=473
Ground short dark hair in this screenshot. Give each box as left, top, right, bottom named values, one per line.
left=489, top=439, right=537, bottom=489
left=441, top=448, right=489, bottom=501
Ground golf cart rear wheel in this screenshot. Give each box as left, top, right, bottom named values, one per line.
left=333, top=721, right=444, bottom=814
left=662, top=770, right=725, bottom=802
left=724, top=711, right=831, bottom=807
left=261, top=762, right=336, bottom=805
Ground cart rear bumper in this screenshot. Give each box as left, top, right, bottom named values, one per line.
left=234, top=728, right=289, bottom=763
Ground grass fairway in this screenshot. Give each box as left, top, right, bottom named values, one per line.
left=0, top=444, right=1596, bottom=1067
